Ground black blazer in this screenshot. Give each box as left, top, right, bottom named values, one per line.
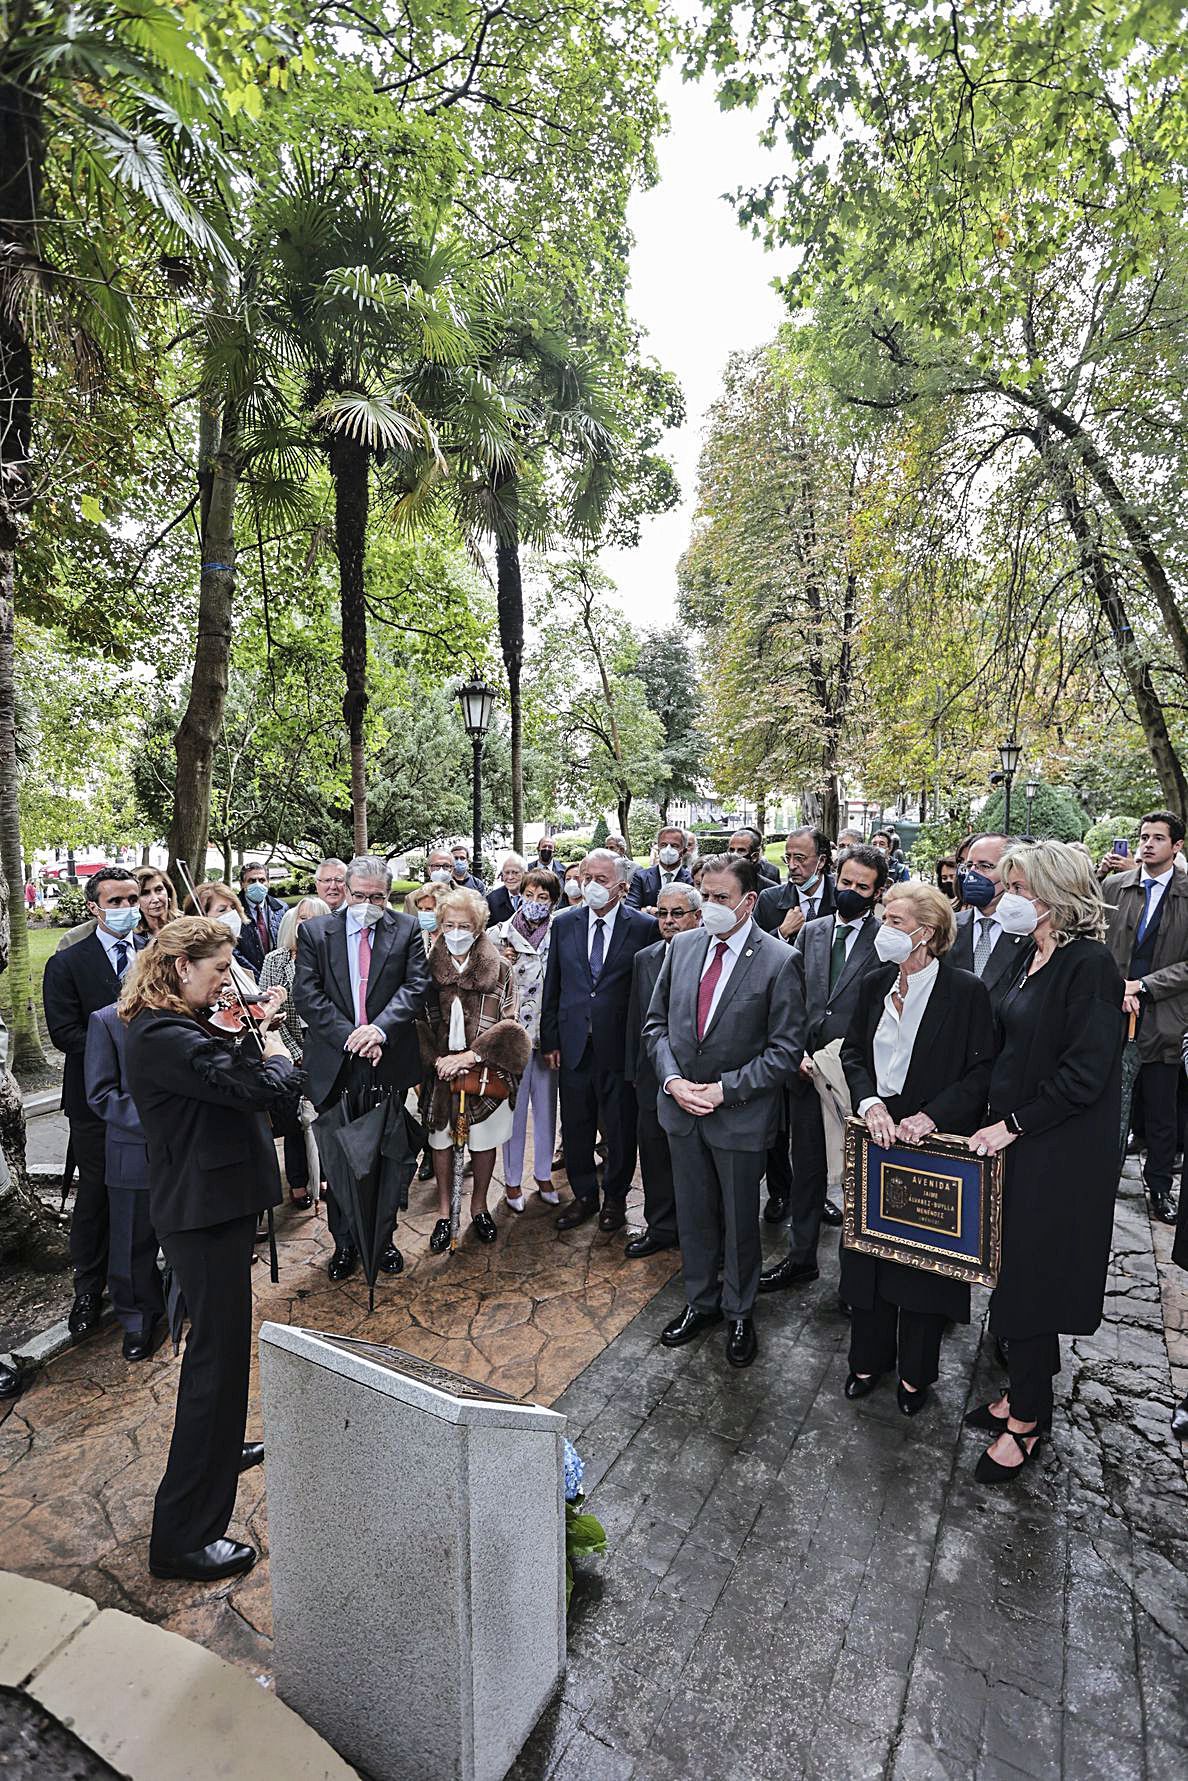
left=486, top=885, right=517, bottom=925
left=841, top=959, right=995, bottom=1322
left=234, top=893, right=287, bottom=975
left=43, top=932, right=147, bottom=1120
left=625, top=864, right=693, bottom=912
left=754, top=873, right=836, bottom=936
left=624, top=938, right=667, bottom=1091
left=293, top=908, right=431, bottom=1108
left=950, top=909, right=1035, bottom=1014
left=757, top=858, right=780, bottom=887
left=540, top=903, right=659, bottom=1072
left=123, top=1010, right=295, bottom=1237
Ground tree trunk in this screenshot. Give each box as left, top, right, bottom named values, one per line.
left=333, top=435, right=371, bottom=855
left=618, top=792, right=632, bottom=840
left=756, top=798, right=767, bottom=835
left=0, top=517, right=46, bottom=1075
left=821, top=776, right=840, bottom=841
left=168, top=396, right=239, bottom=886
left=658, top=794, right=670, bottom=824
left=493, top=475, right=524, bottom=855
left=1036, top=429, right=1188, bottom=817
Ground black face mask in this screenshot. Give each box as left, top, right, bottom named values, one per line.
left=835, top=886, right=876, bottom=921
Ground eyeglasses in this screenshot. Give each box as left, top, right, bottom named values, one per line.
left=349, top=891, right=388, bottom=906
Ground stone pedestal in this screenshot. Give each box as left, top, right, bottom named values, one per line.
left=259, top=1323, right=567, bottom=1781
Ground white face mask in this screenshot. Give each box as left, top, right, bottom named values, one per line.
left=701, top=896, right=747, bottom=936
left=996, top=892, right=1040, bottom=936
left=874, top=924, right=920, bottom=965
left=216, top=910, right=243, bottom=940
left=429, top=868, right=452, bottom=884
left=582, top=880, right=612, bottom=911
left=444, top=927, right=475, bottom=956
left=352, top=901, right=383, bottom=927
left=565, top=881, right=582, bottom=901
left=658, top=845, right=681, bottom=867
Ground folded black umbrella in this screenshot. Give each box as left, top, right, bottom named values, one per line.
left=316, top=1081, right=419, bottom=1310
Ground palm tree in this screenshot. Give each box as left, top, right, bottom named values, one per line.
left=393, top=286, right=619, bottom=852
left=266, top=164, right=483, bottom=851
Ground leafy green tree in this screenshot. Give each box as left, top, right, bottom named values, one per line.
left=632, top=627, right=704, bottom=822
left=980, top=782, right=1087, bottom=843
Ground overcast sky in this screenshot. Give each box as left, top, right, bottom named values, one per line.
left=597, top=66, right=789, bottom=630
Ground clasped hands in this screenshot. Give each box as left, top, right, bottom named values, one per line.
left=668, top=1078, right=725, bottom=1117
left=863, top=1103, right=935, bottom=1149
left=435, top=1048, right=479, bottom=1082
left=345, top=1021, right=387, bottom=1065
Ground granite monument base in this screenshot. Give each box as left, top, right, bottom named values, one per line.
left=259, top=1323, right=567, bottom=1781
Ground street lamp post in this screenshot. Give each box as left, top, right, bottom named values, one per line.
left=998, top=737, right=1022, bottom=833
left=1024, top=778, right=1038, bottom=839
left=457, top=678, right=497, bottom=870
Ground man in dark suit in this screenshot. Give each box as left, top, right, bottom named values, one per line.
left=1102, top=811, right=1188, bottom=1223
left=625, top=824, right=694, bottom=914
left=728, top=827, right=779, bottom=888
left=235, top=862, right=286, bottom=974
left=42, top=866, right=146, bottom=1339
left=754, top=828, right=836, bottom=1219
left=294, top=854, right=431, bottom=1279
left=486, top=854, right=525, bottom=926
left=84, top=1003, right=164, bottom=1359
left=540, top=848, right=659, bottom=1232
left=645, top=854, right=805, bottom=1367
left=760, top=843, right=887, bottom=1295
left=623, top=882, right=702, bottom=1257
left=950, top=833, right=1035, bottom=1016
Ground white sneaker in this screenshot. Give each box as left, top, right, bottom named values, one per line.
left=505, top=1192, right=526, bottom=1214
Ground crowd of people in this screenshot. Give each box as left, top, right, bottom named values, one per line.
left=8, top=812, right=1188, bottom=1580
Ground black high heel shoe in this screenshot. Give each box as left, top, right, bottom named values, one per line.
left=897, top=1382, right=930, bottom=1417
left=844, top=1371, right=882, bottom=1400
left=429, top=1218, right=451, bottom=1254
left=974, top=1426, right=1043, bottom=1485
left=964, top=1401, right=1052, bottom=1434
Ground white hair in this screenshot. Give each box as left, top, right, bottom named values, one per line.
left=658, top=882, right=702, bottom=914
left=346, top=854, right=392, bottom=890
left=582, top=847, right=630, bottom=884
left=278, top=896, right=330, bottom=953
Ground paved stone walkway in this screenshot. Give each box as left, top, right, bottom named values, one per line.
left=511, top=1162, right=1188, bottom=1781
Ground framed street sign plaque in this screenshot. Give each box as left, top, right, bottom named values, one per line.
left=842, top=1118, right=1003, bottom=1289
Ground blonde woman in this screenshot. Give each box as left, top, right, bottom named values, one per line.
left=965, top=841, right=1124, bottom=1483
left=841, top=882, right=995, bottom=1417
left=417, top=888, right=530, bottom=1251
left=134, top=866, right=180, bottom=935
left=405, top=882, right=445, bottom=953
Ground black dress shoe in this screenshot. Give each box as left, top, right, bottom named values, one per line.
left=239, top=1443, right=264, bottom=1473
left=758, top=1256, right=819, bottom=1294
left=660, top=1305, right=724, bottom=1347
left=68, top=1292, right=103, bottom=1341
left=821, top=1199, right=844, bottom=1227
left=763, top=1195, right=789, bottom=1223
left=122, top=1321, right=164, bottom=1363
left=378, top=1243, right=404, bottom=1274
left=0, top=1360, right=23, bottom=1401
left=598, top=1203, right=627, bottom=1233
left=624, top=1231, right=679, bottom=1259
left=726, top=1318, right=758, bottom=1368
left=472, top=1211, right=498, bottom=1244
left=837, top=1296, right=853, bottom=1318
left=429, top=1218, right=451, bottom=1254
left=844, top=1371, right=882, bottom=1399
left=556, top=1200, right=597, bottom=1231
left=327, top=1245, right=358, bottom=1282
left=149, top=1538, right=257, bottom=1582
left=897, top=1381, right=931, bottom=1417
left=1171, top=1395, right=1188, bottom=1441
left=417, top=1155, right=434, bottom=1182
left=1150, top=1188, right=1178, bottom=1224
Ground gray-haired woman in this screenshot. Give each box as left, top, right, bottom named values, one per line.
left=259, top=895, right=330, bottom=1208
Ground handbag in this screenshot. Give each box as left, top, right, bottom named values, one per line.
left=453, top=1062, right=511, bottom=1102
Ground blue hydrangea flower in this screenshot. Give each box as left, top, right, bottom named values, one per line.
left=562, top=1438, right=585, bottom=1501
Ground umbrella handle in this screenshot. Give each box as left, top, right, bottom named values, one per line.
left=1128, top=1011, right=1137, bottom=1041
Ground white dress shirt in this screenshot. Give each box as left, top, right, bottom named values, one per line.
left=829, top=912, right=866, bottom=960
left=858, top=956, right=940, bottom=1113
left=698, top=918, right=754, bottom=1028
left=1139, top=864, right=1174, bottom=921
left=587, top=900, right=620, bottom=959
left=797, top=879, right=826, bottom=923
left=95, top=922, right=135, bottom=977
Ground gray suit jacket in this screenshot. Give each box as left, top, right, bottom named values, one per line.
left=793, top=912, right=881, bottom=1053
left=643, top=922, right=805, bottom=1152
left=951, top=908, right=1035, bottom=1016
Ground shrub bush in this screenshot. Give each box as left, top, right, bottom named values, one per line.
left=1083, top=817, right=1140, bottom=861
left=51, top=886, right=89, bottom=928
left=979, top=781, right=1087, bottom=842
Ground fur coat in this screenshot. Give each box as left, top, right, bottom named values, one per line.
left=417, top=934, right=531, bottom=1129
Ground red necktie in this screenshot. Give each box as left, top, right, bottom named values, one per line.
left=357, top=924, right=373, bottom=1023
left=257, top=908, right=269, bottom=950
left=697, top=940, right=729, bottom=1039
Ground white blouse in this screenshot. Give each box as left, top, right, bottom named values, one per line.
left=860, top=956, right=940, bottom=1110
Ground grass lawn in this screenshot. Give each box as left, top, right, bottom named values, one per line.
left=0, top=923, right=61, bottom=1053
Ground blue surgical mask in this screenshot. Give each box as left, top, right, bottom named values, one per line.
left=521, top=898, right=550, bottom=924
left=960, top=868, right=996, bottom=909
left=452, top=860, right=468, bottom=877
left=417, top=911, right=437, bottom=932
left=244, top=881, right=268, bottom=906
left=101, top=906, right=140, bottom=937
